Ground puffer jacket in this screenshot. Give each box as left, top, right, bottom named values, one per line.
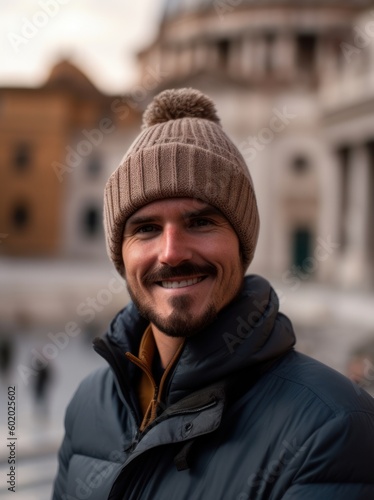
left=52, top=275, right=374, bottom=499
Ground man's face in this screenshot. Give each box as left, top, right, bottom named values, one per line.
left=122, top=198, right=244, bottom=338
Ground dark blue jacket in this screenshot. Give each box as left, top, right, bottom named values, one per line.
left=52, top=275, right=374, bottom=499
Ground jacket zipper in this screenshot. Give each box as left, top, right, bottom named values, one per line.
left=125, top=339, right=185, bottom=426
left=125, top=352, right=160, bottom=431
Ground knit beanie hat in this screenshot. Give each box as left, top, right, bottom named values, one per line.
left=104, top=88, right=260, bottom=276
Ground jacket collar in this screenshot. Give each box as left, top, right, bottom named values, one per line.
left=95, top=274, right=295, bottom=406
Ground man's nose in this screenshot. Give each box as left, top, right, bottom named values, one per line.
left=158, top=226, right=193, bottom=267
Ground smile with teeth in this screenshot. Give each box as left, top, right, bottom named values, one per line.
left=159, top=276, right=206, bottom=289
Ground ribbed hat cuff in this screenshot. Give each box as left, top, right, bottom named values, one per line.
left=104, top=143, right=259, bottom=276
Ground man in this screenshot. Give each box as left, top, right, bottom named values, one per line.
left=53, top=88, right=374, bottom=500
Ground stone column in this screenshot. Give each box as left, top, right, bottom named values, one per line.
left=205, top=42, right=219, bottom=71
left=194, top=42, right=208, bottom=71
left=252, top=36, right=267, bottom=79
left=340, top=144, right=371, bottom=288
left=318, top=38, right=339, bottom=85
left=272, top=34, right=296, bottom=80
left=162, top=46, right=177, bottom=78
left=315, top=147, right=342, bottom=283
left=315, top=36, right=326, bottom=78
left=228, top=38, right=242, bottom=77
left=241, top=35, right=255, bottom=77
left=180, top=45, right=194, bottom=75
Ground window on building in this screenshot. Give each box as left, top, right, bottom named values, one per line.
left=82, top=206, right=101, bottom=237
left=11, top=202, right=30, bottom=230
left=265, top=33, right=275, bottom=74
left=296, top=34, right=317, bottom=74
left=87, top=153, right=102, bottom=177
left=291, top=155, right=310, bottom=175
left=292, top=227, right=312, bottom=272
left=337, top=146, right=350, bottom=251
left=218, top=39, right=230, bottom=68
left=13, top=142, right=32, bottom=172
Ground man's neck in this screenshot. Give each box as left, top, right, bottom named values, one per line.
left=150, top=324, right=184, bottom=369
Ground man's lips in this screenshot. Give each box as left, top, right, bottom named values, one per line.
left=156, top=276, right=207, bottom=289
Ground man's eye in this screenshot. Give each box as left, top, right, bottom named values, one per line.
left=192, top=218, right=213, bottom=227
left=136, top=225, right=156, bottom=234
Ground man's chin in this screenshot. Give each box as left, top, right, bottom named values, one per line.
left=147, top=303, right=218, bottom=338
left=127, top=284, right=218, bottom=337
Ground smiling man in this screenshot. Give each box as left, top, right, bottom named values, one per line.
left=53, top=88, right=374, bottom=500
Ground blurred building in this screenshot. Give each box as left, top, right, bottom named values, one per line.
left=138, top=0, right=374, bottom=290
left=1, top=0, right=373, bottom=342
left=0, top=60, right=141, bottom=329
left=0, top=59, right=141, bottom=260
left=320, top=9, right=374, bottom=289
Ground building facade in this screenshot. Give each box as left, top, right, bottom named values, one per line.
left=0, top=59, right=141, bottom=261
left=1, top=1, right=374, bottom=333
left=137, top=0, right=374, bottom=290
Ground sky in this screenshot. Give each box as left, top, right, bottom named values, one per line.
left=0, top=0, right=163, bottom=94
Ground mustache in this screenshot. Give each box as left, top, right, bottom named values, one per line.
left=143, top=263, right=217, bottom=285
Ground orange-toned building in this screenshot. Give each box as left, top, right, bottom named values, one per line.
left=0, top=60, right=140, bottom=259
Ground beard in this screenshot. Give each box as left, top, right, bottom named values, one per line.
left=126, top=262, right=219, bottom=338
left=131, top=293, right=218, bottom=338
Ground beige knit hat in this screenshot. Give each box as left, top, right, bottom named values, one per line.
left=104, top=88, right=259, bottom=276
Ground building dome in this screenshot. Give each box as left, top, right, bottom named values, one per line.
left=162, top=0, right=210, bottom=20
left=142, top=0, right=373, bottom=93
left=161, top=0, right=374, bottom=21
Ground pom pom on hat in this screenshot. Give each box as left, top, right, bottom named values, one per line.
left=142, top=87, right=221, bottom=129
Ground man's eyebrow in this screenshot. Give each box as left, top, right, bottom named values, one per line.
left=125, top=214, right=158, bottom=228
left=184, top=206, right=224, bottom=218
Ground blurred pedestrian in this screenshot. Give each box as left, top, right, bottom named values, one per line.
left=32, top=363, right=53, bottom=419
left=0, top=333, right=14, bottom=385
